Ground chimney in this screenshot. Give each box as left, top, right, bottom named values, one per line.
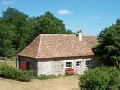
left=77, top=30, right=82, bottom=41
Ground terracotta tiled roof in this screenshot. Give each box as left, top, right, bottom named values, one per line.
left=18, top=34, right=97, bottom=59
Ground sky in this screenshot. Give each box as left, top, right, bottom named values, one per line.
left=0, top=0, right=120, bottom=35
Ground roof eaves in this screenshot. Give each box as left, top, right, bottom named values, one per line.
left=36, top=55, right=95, bottom=60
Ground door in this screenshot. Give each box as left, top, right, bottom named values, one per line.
left=75, top=61, right=81, bottom=74
left=20, top=61, right=29, bottom=70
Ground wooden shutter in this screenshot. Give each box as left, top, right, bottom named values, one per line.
left=20, top=61, right=29, bottom=70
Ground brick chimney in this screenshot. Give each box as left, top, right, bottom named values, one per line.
left=77, top=30, right=82, bottom=41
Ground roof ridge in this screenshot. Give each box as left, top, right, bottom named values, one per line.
left=36, top=35, right=42, bottom=58
left=41, top=34, right=75, bottom=36
left=40, top=34, right=96, bottom=37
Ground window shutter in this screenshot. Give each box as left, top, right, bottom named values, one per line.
left=20, top=61, right=29, bottom=70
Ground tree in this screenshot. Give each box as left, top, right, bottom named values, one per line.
left=66, top=29, right=74, bottom=34
left=2, top=7, right=32, bottom=53
left=0, top=8, right=74, bottom=58
left=32, top=11, right=67, bottom=38
left=0, top=17, right=16, bottom=57
left=93, top=19, right=120, bottom=68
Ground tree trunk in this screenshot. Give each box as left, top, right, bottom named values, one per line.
left=114, top=61, right=120, bottom=69
left=118, top=61, right=120, bottom=69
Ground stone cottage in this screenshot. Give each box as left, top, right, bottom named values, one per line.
left=17, top=31, right=100, bottom=76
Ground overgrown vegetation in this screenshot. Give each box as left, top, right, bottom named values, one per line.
left=93, top=19, right=120, bottom=68
left=0, top=64, right=33, bottom=82
left=79, top=67, right=120, bottom=90
left=0, top=7, right=74, bottom=58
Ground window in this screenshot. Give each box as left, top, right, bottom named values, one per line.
left=86, top=60, right=90, bottom=67
left=76, top=61, right=81, bottom=67
left=66, top=62, right=72, bottom=68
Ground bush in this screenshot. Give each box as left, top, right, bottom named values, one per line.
left=79, top=67, right=120, bottom=90
left=17, top=70, right=33, bottom=82
left=37, top=74, right=57, bottom=80
left=0, top=64, right=33, bottom=82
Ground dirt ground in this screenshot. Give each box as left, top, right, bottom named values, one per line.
left=0, top=75, right=80, bottom=90
left=0, top=60, right=80, bottom=90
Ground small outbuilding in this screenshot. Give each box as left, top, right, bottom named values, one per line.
left=17, top=31, right=100, bottom=76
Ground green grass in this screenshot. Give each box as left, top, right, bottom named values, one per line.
left=37, top=74, right=57, bottom=80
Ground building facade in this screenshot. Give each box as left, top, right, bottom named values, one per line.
left=17, top=32, right=100, bottom=76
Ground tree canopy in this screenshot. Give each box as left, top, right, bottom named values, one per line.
left=0, top=7, right=73, bottom=58
left=32, top=11, right=67, bottom=38
left=93, top=19, right=120, bottom=67
left=1, top=7, right=32, bottom=54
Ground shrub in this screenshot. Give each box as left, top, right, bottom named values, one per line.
left=105, top=67, right=120, bottom=90
left=0, top=64, right=33, bottom=82
left=17, top=70, right=33, bottom=82
left=37, top=74, right=57, bottom=80
left=79, top=67, right=120, bottom=90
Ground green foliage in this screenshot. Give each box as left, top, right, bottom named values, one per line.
left=32, top=11, right=72, bottom=39
left=2, top=7, right=32, bottom=53
left=66, top=29, right=74, bottom=34
left=0, top=64, right=33, bottom=82
left=79, top=67, right=120, bottom=90
left=93, top=19, right=120, bottom=66
left=37, top=74, right=57, bottom=80
left=17, top=70, right=34, bottom=82
left=0, top=18, right=16, bottom=58
left=0, top=8, right=73, bottom=58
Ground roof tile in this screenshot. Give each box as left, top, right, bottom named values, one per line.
left=18, top=34, right=97, bottom=59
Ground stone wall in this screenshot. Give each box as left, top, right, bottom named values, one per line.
left=17, top=56, right=38, bottom=76
left=63, top=58, right=91, bottom=74
left=37, top=57, right=99, bottom=76
left=17, top=56, right=101, bottom=76
left=37, top=60, right=63, bottom=76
